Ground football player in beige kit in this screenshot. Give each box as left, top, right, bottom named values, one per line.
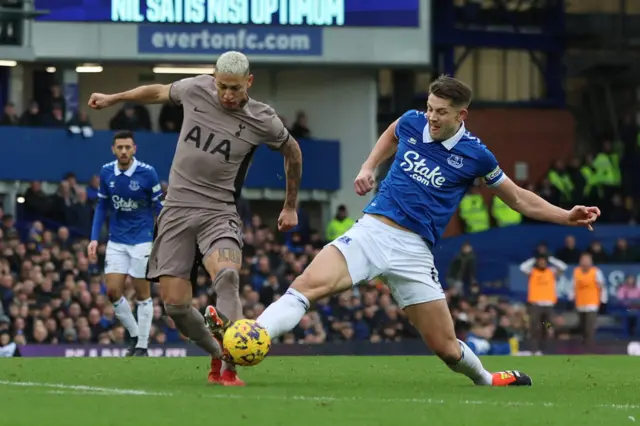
left=88, top=51, right=302, bottom=386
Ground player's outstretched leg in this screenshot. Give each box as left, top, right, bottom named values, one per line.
left=133, top=278, right=153, bottom=357
left=106, top=273, right=139, bottom=357
left=256, top=245, right=354, bottom=341
left=203, top=244, right=244, bottom=386
left=403, top=300, right=532, bottom=387
left=160, top=276, right=223, bottom=359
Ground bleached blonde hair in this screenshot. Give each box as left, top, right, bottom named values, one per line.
left=215, top=51, right=250, bottom=76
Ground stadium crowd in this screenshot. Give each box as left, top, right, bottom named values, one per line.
left=5, top=175, right=639, bottom=356
left=0, top=179, right=540, bottom=352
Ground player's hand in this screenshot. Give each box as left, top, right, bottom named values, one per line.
left=277, top=208, right=298, bottom=232
left=88, top=93, right=116, bottom=110
left=567, top=205, right=601, bottom=231
left=354, top=167, right=375, bottom=196
left=87, top=240, right=98, bottom=263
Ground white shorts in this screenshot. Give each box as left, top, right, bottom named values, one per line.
left=328, top=214, right=445, bottom=309
left=104, top=241, right=153, bottom=279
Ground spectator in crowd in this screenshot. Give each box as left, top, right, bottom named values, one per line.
left=0, top=102, right=19, bottom=126
left=607, top=193, right=633, bottom=224
left=555, top=235, right=581, bottom=264
left=290, top=110, right=311, bottom=140
left=447, top=242, right=477, bottom=295
left=44, top=105, right=66, bottom=128
left=158, top=102, right=183, bottom=133
left=566, top=156, right=586, bottom=204
left=39, top=84, right=66, bottom=118
left=23, top=181, right=51, bottom=219
left=617, top=275, right=640, bottom=336
left=586, top=240, right=609, bottom=264
left=325, top=205, right=355, bottom=242
left=611, top=238, right=637, bottom=263
left=66, top=188, right=93, bottom=237
left=537, top=178, right=561, bottom=207
left=20, top=101, right=43, bottom=127
left=109, top=104, right=151, bottom=131
left=0, top=330, right=20, bottom=357
left=2, top=213, right=16, bottom=235
left=52, top=181, right=75, bottom=225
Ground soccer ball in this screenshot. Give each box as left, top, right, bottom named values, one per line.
left=223, top=319, right=271, bottom=367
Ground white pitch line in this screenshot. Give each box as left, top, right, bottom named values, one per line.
left=46, top=390, right=111, bottom=396
left=1, top=380, right=638, bottom=411
left=0, top=380, right=171, bottom=396
left=204, top=393, right=639, bottom=410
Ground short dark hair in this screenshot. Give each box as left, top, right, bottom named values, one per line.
left=428, top=74, right=473, bottom=108
left=113, top=130, right=135, bottom=144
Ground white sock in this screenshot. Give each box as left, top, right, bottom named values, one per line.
left=135, top=298, right=153, bottom=349
left=447, top=340, right=493, bottom=386
left=113, top=296, right=139, bottom=339
left=256, top=288, right=309, bottom=339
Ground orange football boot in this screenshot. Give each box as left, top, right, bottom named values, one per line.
left=491, top=370, right=533, bottom=386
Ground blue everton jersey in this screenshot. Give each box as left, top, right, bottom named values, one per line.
left=364, top=110, right=506, bottom=245
left=96, top=158, right=163, bottom=245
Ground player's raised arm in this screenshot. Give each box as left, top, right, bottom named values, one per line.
left=88, top=84, right=172, bottom=110
left=355, top=118, right=400, bottom=196
left=490, top=177, right=600, bottom=230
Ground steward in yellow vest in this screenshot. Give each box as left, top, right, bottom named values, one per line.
left=491, top=195, right=521, bottom=227
left=459, top=188, right=490, bottom=233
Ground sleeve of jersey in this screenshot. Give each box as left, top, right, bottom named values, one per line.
left=91, top=198, right=107, bottom=241
left=169, top=77, right=196, bottom=105
left=97, top=169, right=108, bottom=200
left=149, top=168, right=164, bottom=216
left=481, top=149, right=506, bottom=188
left=263, top=112, right=290, bottom=151
left=393, top=110, right=417, bottom=140
left=91, top=170, right=109, bottom=241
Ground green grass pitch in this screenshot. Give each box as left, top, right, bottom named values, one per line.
left=0, top=356, right=638, bottom=426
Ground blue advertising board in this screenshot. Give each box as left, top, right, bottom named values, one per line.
left=0, top=127, right=340, bottom=191
left=34, top=0, right=420, bottom=27
left=137, top=24, right=323, bottom=55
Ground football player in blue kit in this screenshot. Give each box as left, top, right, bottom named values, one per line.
left=88, top=130, right=164, bottom=357
left=247, top=75, right=601, bottom=386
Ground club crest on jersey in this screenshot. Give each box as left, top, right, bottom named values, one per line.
left=128, top=180, right=140, bottom=191
left=447, top=155, right=464, bottom=169
left=400, top=150, right=446, bottom=188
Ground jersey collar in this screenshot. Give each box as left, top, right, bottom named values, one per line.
left=423, top=122, right=466, bottom=151
left=114, top=158, right=138, bottom=177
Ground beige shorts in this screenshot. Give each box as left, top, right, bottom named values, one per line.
left=147, top=205, right=242, bottom=281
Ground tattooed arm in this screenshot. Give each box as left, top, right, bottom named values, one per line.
left=279, top=136, right=303, bottom=210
